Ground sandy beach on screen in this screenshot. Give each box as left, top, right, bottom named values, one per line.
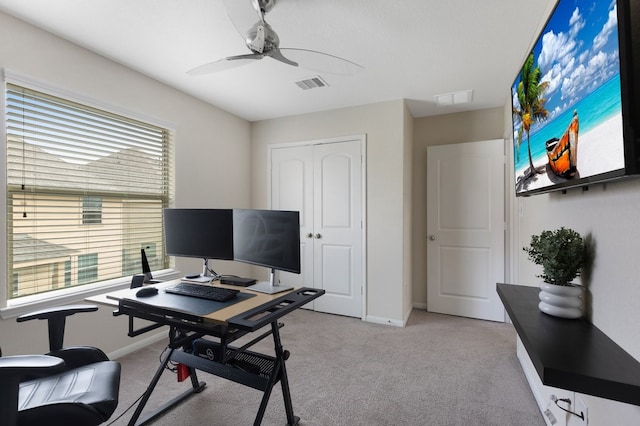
left=515, top=114, right=624, bottom=193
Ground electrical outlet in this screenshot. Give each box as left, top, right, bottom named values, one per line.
left=575, top=396, right=588, bottom=425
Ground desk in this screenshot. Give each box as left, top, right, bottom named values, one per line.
left=92, top=280, right=324, bottom=426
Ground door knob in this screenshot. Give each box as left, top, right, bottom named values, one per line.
left=306, top=233, right=313, bottom=238
left=429, top=235, right=436, bottom=241
left=314, top=233, right=322, bottom=239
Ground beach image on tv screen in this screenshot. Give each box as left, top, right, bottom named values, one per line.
left=512, top=0, right=624, bottom=194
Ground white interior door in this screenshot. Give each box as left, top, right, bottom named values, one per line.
left=270, top=145, right=314, bottom=292
left=426, top=139, right=505, bottom=322
left=271, top=138, right=363, bottom=318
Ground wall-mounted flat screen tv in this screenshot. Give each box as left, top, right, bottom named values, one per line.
left=512, top=0, right=639, bottom=196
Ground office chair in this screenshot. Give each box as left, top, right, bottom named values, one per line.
left=0, top=305, right=121, bottom=426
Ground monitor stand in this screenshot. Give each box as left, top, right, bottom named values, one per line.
left=182, top=258, right=219, bottom=283
left=248, top=269, right=293, bottom=294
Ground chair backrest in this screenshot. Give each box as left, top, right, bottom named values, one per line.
left=0, top=304, right=121, bottom=426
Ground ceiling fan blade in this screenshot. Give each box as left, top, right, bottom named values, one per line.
left=267, top=47, right=298, bottom=67
left=222, top=0, right=265, bottom=42
left=279, top=48, right=364, bottom=76
left=187, top=53, right=264, bottom=76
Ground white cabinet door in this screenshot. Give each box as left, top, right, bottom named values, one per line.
left=271, top=138, right=363, bottom=318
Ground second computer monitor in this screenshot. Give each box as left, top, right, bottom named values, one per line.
left=232, top=209, right=301, bottom=274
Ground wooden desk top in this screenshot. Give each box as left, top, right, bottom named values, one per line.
left=88, top=279, right=297, bottom=327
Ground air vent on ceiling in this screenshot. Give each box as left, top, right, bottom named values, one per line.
left=434, top=89, right=473, bottom=106
left=295, top=76, right=329, bottom=90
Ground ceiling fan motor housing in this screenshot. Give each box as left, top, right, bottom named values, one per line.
left=246, top=21, right=279, bottom=54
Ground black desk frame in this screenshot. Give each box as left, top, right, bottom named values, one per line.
left=114, top=287, right=324, bottom=426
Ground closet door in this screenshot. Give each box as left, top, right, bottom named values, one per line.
left=271, top=139, right=363, bottom=318
left=271, top=145, right=314, bottom=292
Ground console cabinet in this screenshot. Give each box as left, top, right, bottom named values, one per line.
left=496, top=283, right=640, bottom=405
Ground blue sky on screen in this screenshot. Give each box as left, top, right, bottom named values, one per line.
left=513, top=0, right=620, bottom=125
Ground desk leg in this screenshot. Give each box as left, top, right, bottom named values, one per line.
left=274, top=321, right=299, bottom=426
left=253, top=322, right=300, bottom=426
left=127, top=346, right=206, bottom=426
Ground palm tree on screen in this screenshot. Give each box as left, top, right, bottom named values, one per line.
left=513, top=53, right=549, bottom=178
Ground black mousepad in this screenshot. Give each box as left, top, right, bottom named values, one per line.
left=123, top=290, right=255, bottom=316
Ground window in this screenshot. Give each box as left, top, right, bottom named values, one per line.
left=82, top=195, right=103, bottom=224
left=121, top=243, right=157, bottom=277
left=77, top=253, right=98, bottom=284
left=5, top=82, right=174, bottom=299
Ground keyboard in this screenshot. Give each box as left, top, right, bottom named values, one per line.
left=164, top=282, right=239, bottom=302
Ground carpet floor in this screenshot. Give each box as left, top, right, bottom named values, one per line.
left=108, top=309, right=544, bottom=426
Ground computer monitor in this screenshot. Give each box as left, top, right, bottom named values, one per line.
left=163, top=208, right=234, bottom=278
left=232, top=209, right=300, bottom=294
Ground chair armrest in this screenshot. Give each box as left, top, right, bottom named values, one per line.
left=16, top=305, right=99, bottom=352
left=17, top=305, right=98, bottom=322
left=0, top=354, right=65, bottom=377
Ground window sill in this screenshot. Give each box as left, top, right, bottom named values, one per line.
left=0, top=269, right=179, bottom=319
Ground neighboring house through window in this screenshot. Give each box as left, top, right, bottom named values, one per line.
left=4, top=79, right=174, bottom=299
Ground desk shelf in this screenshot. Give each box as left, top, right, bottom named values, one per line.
left=497, top=283, right=640, bottom=406
left=172, top=348, right=276, bottom=391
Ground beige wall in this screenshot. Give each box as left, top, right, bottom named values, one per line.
left=250, top=100, right=413, bottom=324
left=411, top=107, right=505, bottom=307
left=402, top=102, right=414, bottom=316
left=3, top=12, right=639, bottom=423
left=510, top=113, right=640, bottom=422
left=0, top=11, right=251, bottom=355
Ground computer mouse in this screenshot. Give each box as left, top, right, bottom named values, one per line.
left=136, top=286, right=158, bottom=297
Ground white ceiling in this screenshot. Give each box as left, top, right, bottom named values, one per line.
left=0, top=0, right=556, bottom=122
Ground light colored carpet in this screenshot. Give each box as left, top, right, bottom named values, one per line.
left=108, top=309, right=544, bottom=426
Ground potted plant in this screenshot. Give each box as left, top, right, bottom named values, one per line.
left=523, top=227, right=587, bottom=318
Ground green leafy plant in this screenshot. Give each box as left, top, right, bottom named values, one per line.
left=523, top=227, right=586, bottom=286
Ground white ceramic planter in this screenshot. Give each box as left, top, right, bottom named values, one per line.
left=538, top=282, right=583, bottom=319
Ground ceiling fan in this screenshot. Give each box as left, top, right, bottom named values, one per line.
left=187, top=0, right=364, bottom=76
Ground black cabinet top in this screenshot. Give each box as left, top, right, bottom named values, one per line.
left=497, top=283, right=640, bottom=406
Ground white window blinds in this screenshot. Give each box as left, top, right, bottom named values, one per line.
left=5, top=83, right=174, bottom=299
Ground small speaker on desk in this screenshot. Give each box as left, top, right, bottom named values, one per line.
left=220, top=276, right=257, bottom=287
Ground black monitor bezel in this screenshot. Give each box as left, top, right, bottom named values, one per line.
left=163, top=208, right=234, bottom=261
left=232, top=209, right=301, bottom=274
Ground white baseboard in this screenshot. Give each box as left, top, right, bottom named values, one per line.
left=365, top=314, right=405, bottom=327
left=108, top=331, right=167, bottom=360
